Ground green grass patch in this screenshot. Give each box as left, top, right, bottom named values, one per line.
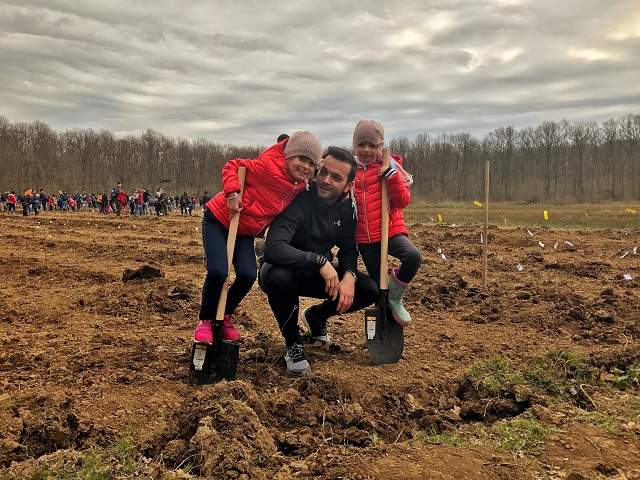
left=577, top=410, right=619, bottom=433
left=7, top=435, right=156, bottom=480
left=611, top=364, right=640, bottom=391
left=467, top=356, right=524, bottom=394
left=406, top=201, right=640, bottom=230
left=490, top=414, right=550, bottom=455
left=577, top=394, right=640, bottom=433
left=414, top=429, right=464, bottom=446
left=467, top=350, right=594, bottom=400
left=523, top=350, right=593, bottom=397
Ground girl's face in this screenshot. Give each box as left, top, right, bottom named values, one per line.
left=354, top=141, right=382, bottom=164
left=286, top=155, right=315, bottom=182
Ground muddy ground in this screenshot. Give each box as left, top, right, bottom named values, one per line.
left=0, top=210, right=639, bottom=479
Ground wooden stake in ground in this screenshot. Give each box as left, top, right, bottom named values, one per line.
left=482, top=160, right=490, bottom=290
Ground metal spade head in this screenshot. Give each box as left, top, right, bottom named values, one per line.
left=365, top=290, right=404, bottom=365
left=188, top=321, right=240, bottom=385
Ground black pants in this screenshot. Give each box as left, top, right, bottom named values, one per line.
left=199, top=211, right=256, bottom=320
left=259, top=263, right=378, bottom=347
left=359, top=234, right=422, bottom=284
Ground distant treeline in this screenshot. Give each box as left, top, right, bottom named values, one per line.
left=1, top=114, right=639, bottom=202
left=0, top=116, right=262, bottom=196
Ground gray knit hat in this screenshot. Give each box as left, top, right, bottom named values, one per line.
left=283, top=131, right=322, bottom=165
left=352, top=119, right=384, bottom=148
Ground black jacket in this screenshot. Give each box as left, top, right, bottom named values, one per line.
left=264, top=183, right=358, bottom=277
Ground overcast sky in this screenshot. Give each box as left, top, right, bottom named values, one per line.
left=1, top=0, right=639, bottom=146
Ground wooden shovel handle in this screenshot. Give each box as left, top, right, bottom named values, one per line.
left=380, top=149, right=390, bottom=289
left=215, top=166, right=247, bottom=321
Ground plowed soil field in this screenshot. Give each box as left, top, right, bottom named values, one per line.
left=1, top=211, right=639, bottom=479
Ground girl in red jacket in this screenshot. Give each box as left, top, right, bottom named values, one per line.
left=352, top=120, right=421, bottom=326
left=194, top=131, right=323, bottom=343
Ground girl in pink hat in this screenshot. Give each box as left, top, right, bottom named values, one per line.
left=351, top=120, right=421, bottom=326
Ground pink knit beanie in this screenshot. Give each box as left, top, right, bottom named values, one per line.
left=283, top=131, right=322, bottom=165
left=352, top=120, right=384, bottom=148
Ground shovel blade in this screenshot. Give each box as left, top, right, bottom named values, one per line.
left=213, top=340, right=240, bottom=381
left=189, top=342, right=214, bottom=385
left=364, top=293, right=404, bottom=364
left=188, top=320, right=240, bottom=385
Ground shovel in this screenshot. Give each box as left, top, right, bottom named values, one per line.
left=189, top=167, right=246, bottom=385
left=365, top=149, right=404, bottom=365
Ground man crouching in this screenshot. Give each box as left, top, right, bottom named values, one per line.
left=259, top=146, right=378, bottom=375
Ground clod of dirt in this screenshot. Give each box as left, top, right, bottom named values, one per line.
left=4, top=449, right=85, bottom=479
left=593, top=309, right=614, bottom=324
left=590, top=346, right=640, bottom=370
left=404, top=394, right=425, bottom=418
left=527, top=252, right=544, bottom=263
left=168, top=285, right=191, bottom=301
left=600, top=287, right=615, bottom=297
left=516, top=291, right=531, bottom=300
left=274, top=429, right=316, bottom=456
left=595, top=462, right=619, bottom=476
left=27, top=266, right=47, bottom=276
left=122, top=265, right=164, bottom=282
left=567, top=308, right=587, bottom=321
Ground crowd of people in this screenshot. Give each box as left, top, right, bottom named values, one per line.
left=0, top=185, right=213, bottom=217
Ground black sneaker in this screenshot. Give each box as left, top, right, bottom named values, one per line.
left=301, top=307, right=331, bottom=350
left=285, top=343, right=310, bottom=375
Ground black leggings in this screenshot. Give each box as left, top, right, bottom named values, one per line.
left=258, top=263, right=378, bottom=347
left=359, top=234, right=422, bottom=284
left=199, top=212, right=256, bottom=320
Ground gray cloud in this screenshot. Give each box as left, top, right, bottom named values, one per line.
left=1, top=0, right=639, bottom=147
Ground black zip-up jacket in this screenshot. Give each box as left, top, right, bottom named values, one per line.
left=264, top=182, right=358, bottom=277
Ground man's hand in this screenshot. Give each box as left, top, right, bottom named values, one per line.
left=226, top=196, right=242, bottom=213
left=319, top=262, right=339, bottom=300
left=336, top=274, right=356, bottom=313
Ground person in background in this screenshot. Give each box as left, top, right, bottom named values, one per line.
left=7, top=191, right=17, bottom=213
left=200, top=191, right=212, bottom=209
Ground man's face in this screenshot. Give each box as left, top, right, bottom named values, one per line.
left=315, top=155, right=352, bottom=203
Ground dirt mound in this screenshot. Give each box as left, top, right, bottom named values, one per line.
left=0, top=392, right=88, bottom=467
left=122, top=264, right=164, bottom=282
left=151, top=380, right=279, bottom=478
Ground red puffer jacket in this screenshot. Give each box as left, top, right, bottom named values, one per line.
left=206, top=140, right=306, bottom=237
left=354, top=154, right=410, bottom=245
